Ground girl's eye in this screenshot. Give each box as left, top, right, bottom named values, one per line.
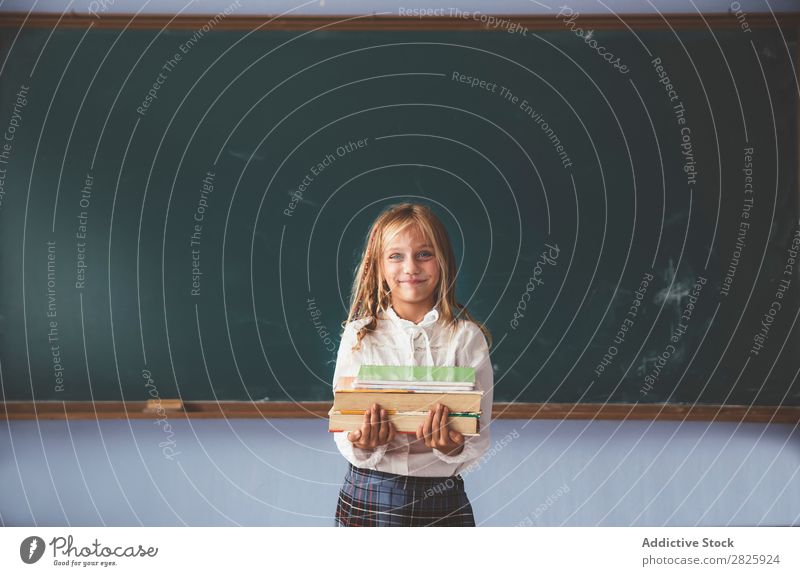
left=388, top=251, right=432, bottom=260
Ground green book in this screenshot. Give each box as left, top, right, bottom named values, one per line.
left=355, top=365, right=475, bottom=390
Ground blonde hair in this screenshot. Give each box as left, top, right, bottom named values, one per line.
left=342, top=202, right=492, bottom=351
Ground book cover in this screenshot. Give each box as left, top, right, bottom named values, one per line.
left=356, top=364, right=476, bottom=384
left=328, top=407, right=480, bottom=436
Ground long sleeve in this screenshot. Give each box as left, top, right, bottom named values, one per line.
left=432, top=323, right=494, bottom=475
left=332, top=322, right=389, bottom=469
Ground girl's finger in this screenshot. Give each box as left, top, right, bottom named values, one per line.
left=371, top=404, right=381, bottom=443
left=378, top=409, right=389, bottom=443
left=431, top=404, right=443, bottom=446
left=422, top=408, right=433, bottom=446
left=361, top=405, right=373, bottom=445
left=441, top=406, right=450, bottom=447
left=387, top=421, right=396, bottom=444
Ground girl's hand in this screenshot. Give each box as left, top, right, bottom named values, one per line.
left=417, top=404, right=465, bottom=457
left=347, top=403, right=396, bottom=450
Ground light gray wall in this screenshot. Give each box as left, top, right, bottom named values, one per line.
left=1, top=418, right=798, bottom=526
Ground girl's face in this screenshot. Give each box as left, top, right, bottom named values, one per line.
left=381, top=226, right=441, bottom=309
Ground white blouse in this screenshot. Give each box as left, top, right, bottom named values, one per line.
left=332, top=305, right=494, bottom=477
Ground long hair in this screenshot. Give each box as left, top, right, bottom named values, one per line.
left=342, top=202, right=492, bottom=350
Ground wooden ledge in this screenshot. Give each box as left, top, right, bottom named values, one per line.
left=2, top=401, right=799, bottom=422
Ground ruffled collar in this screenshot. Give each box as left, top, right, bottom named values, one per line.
left=382, top=305, right=440, bottom=330
left=381, top=305, right=439, bottom=366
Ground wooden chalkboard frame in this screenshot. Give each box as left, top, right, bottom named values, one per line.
left=0, top=11, right=798, bottom=422
left=0, top=12, right=799, bottom=30
left=2, top=400, right=799, bottom=422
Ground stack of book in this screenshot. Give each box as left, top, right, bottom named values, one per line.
left=329, top=365, right=483, bottom=436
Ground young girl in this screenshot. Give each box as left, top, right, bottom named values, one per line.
left=332, top=202, right=494, bottom=527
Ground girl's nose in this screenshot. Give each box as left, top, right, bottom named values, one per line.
left=403, top=261, right=419, bottom=274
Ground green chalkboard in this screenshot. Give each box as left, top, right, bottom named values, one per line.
left=0, top=22, right=797, bottom=406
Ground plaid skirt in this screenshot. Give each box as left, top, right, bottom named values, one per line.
left=335, top=462, right=475, bottom=527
